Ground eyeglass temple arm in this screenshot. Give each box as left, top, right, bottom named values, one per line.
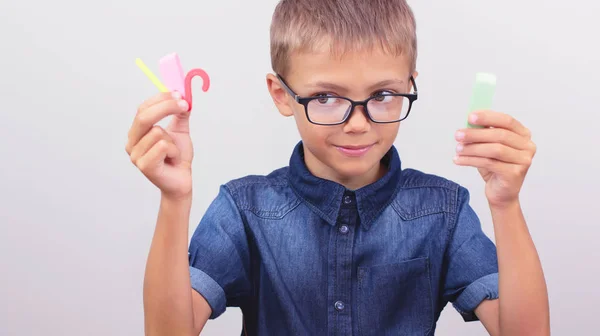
left=276, top=74, right=300, bottom=101
left=410, top=76, right=418, bottom=95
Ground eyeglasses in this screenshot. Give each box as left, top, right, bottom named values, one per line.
left=277, top=74, right=418, bottom=126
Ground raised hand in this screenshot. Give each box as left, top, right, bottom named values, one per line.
left=454, top=110, right=537, bottom=208
left=125, top=91, right=194, bottom=199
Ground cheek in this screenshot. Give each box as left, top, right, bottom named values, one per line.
left=294, top=113, right=335, bottom=145
left=376, top=123, right=401, bottom=143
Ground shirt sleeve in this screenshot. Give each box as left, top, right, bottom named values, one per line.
left=188, top=185, right=251, bottom=319
left=442, top=186, right=499, bottom=322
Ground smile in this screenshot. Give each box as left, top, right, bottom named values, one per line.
left=334, top=144, right=375, bottom=157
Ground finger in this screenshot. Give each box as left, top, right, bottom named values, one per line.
left=453, top=155, right=528, bottom=179
left=468, top=110, right=531, bottom=138
left=126, top=92, right=185, bottom=155
left=136, top=139, right=181, bottom=175
left=127, top=98, right=189, bottom=151
left=453, top=155, right=512, bottom=172
left=167, top=111, right=191, bottom=134
left=455, top=127, right=530, bottom=150
left=456, top=142, right=532, bottom=165
left=137, top=92, right=177, bottom=115
left=130, top=126, right=170, bottom=164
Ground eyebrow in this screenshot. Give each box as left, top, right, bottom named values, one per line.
left=306, top=79, right=406, bottom=93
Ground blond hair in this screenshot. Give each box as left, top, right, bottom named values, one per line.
left=270, top=0, right=418, bottom=77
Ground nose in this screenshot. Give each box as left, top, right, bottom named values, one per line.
left=343, top=105, right=370, bottom=133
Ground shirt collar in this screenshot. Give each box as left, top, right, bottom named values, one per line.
left=287, top=141, right=403, bottom=230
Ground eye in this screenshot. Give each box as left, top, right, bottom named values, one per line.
left=372, top=90, right=395, bottom=102
left=373, top=90, right=395, bottom=96
left=313, top=93, right=339, bottom=105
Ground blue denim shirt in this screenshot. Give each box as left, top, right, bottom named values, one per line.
left=188, top=141, right=499, bottom=335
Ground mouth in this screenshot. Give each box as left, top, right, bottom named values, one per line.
left=334, top=143, right=375, bottom=157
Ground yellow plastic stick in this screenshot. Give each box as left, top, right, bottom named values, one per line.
left=135, top=58, right=169, bottom=92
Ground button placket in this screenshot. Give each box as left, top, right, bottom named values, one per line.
left=343, top=195, right=352, bottom=204
left=327, top=190, right=357, bottom=335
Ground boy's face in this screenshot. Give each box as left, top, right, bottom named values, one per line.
left=267, top=47, right=416, bottom=189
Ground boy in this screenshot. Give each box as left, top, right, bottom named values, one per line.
left=126, top=0, right=550, bottom=335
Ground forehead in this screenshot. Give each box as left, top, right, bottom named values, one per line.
left=287, top=46, right=412, bottom=86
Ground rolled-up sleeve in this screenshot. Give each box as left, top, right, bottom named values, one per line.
left=443, top=187, right=499, bottom=322
left=188, top=185, right=251, bottom=319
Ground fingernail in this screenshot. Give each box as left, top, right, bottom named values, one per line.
left=469, top=113, right=478, bottom=123
left=456, top=143, right=464, bottom=152
left=453, top=155, right=460, bottom=162
left=172, top=91, right=182, bottom=100
left=178, top=99, right=189, bottom=111
left=455, top=131, right=465, bottom=140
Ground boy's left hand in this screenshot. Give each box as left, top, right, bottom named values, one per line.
left=453, top=110, right=537, bottom=208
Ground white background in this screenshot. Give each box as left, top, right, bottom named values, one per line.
left=1, top=0, right=598, bottom=335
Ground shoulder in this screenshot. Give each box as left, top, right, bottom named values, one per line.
left=392, top=168, right=470, bottom=220
left=399, top=168, right=460, bottom=191
left=221, top=166, right=301, bottom=219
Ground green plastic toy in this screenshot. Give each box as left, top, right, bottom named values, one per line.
left=467, top=72, right=496, bottom=128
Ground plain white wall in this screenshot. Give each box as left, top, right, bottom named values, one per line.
left=1, top=0, right=598, bottom=335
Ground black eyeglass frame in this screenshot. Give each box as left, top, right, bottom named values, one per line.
left=276, top=74, right=418, bottom=126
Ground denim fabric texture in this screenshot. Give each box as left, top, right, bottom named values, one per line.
left=188, top=141, right=499, bottom=335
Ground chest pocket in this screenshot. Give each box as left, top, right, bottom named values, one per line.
left=357, top=257, right=433, bottom=336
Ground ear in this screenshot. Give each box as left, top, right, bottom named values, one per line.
left=266, top=73, right=295, bottom=117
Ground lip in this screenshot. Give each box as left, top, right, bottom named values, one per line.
left=335, top=144, right=375, bottom=157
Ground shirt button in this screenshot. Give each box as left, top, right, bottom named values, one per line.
left=334, top=301, right=345, bottom=311
left=343, top=196, right=352, bottom=204
left=339, top=225, right=349, bottom=234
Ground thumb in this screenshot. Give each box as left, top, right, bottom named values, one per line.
left=167, top=99, right=190, bottom=133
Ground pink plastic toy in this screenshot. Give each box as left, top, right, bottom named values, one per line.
left=183, top=68, right=210, bottom=112
left=158, top=52, right=211, bottom=112
left=159, top=53, right=186, bottom=95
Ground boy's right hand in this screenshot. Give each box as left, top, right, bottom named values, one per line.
left=126, top=91, right=193, bottom=200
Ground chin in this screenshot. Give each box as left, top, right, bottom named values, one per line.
left=329, top=156, right=379, bottom=178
